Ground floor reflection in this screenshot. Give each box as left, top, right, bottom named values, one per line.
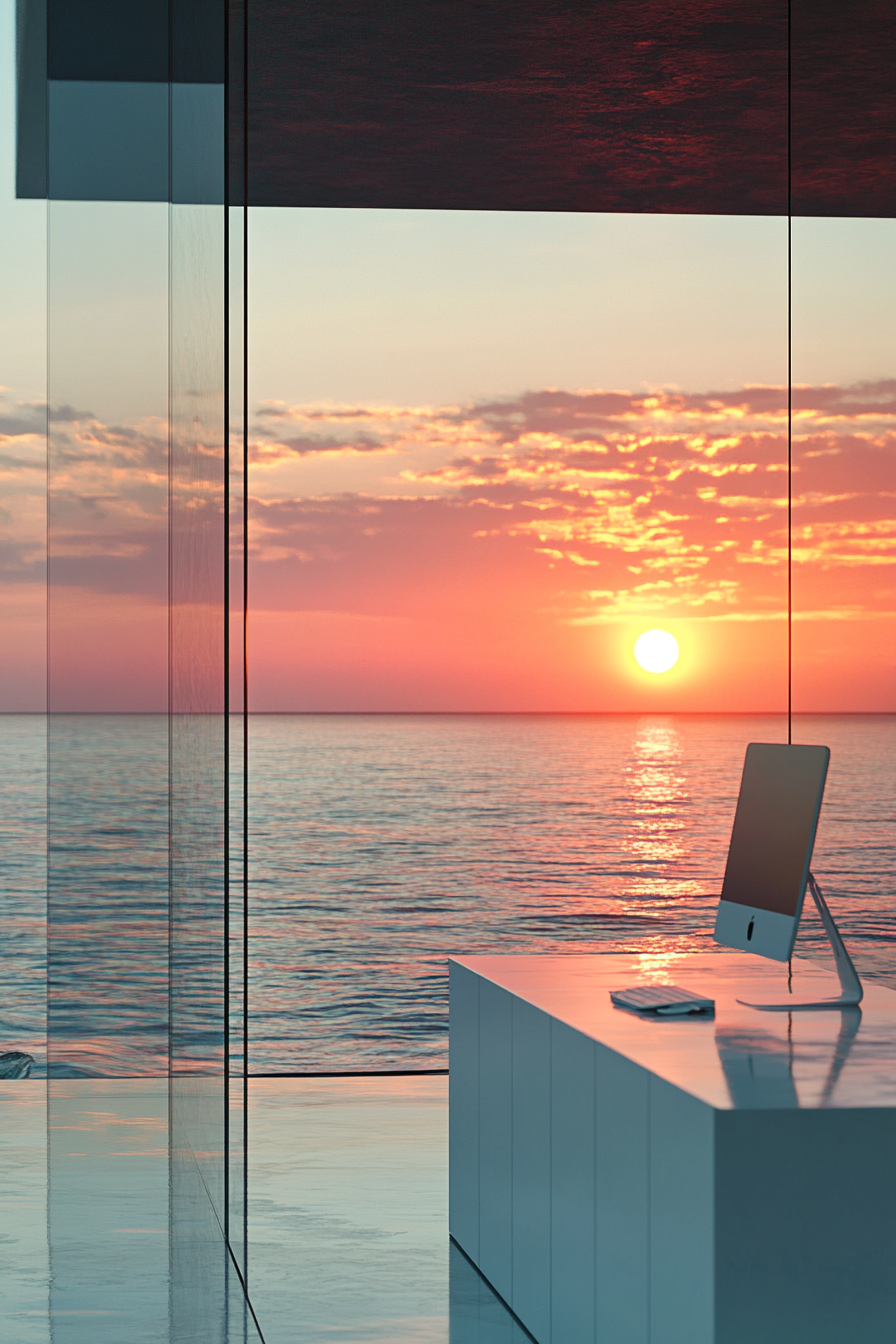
left=248, top=1075, right=449, bottom=1342
left=3, top=1076, right=519, bottom=1344
left=1, top=1080, right=259, bottom=1344
left=247, top=1076, right=521, bottom=1343
left=0, top=1082, right=48, bottom=1344
left=48, top=1081, right=169, bottom=1342
left=449, top=1241, right=531, bottom=1344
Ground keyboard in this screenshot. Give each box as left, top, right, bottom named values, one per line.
left=610, top=984, right=715, bottom=1015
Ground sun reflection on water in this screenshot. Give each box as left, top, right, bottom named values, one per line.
left=620, top=718, right=702, bottom=906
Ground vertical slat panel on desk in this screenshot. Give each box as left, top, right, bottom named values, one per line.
left=449, top=960, right=480, bottom=1260
left=649, top=1075, right=714, bottom=1344
left=512, top=997, right=551, bottom=1343
left=594, top=1043, right=649, bottom=1344
left=479, top=977, right=513, bottom=1303
left=551, top=1022, right=595, bottom=1344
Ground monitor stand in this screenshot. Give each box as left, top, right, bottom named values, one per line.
left=737, top=873, right=864, bottom=1011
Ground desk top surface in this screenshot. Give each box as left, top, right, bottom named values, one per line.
left=452, top=952, right=896, bottom=1111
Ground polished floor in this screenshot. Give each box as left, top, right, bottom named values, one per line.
left=1, top=1077, right=528, bottom=1344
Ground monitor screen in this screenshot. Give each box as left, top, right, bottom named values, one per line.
left=720, top=743, right=830, bottom=918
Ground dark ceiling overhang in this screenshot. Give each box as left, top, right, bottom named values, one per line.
left=242, top=0, right=896, bottom=216
left=18, top=0, right=896, bottom=214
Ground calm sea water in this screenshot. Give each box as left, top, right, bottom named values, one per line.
left=2, top=714, right=895, bottom=1074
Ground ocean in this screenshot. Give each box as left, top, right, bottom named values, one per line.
left=2, top=713, right=894, bottom=1074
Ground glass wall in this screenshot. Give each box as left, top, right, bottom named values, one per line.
left=243, top=208, right=792, bottom=1074
left=237, top=0, right=895, bottom=1081
left=790, top=218, right=896, bottom=975
left=1, top=0, right=46, bottom=1077
left=237, top=6, right=895, bottom=1334
left=44, top=1, right=173, bottom=1330
left=36, top=0, right=252, bottom=1335
left=168, top=0, right=248, bottom=1314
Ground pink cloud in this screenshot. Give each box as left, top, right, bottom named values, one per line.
left=245, top=380, right=894, bottom=710
left=249, top=380, right=895, bottom=630
left=1, top=382, right=892, bottom=711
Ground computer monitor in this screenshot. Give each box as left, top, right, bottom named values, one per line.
left=714, top=742, right=830, bottom=963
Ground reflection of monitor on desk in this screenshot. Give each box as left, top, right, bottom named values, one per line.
left=713, top=742, right=863, bottom=1010
left=714, top=1010, right=859, bottom=1107
left=716, top=1009, right=861, bottom=1108
left=716, top=1027, right=799, bottom=1108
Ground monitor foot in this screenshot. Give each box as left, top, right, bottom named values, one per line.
left=737, top=874, right=863, bottom=1012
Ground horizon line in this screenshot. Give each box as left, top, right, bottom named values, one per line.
left=3, top=709, right=894, bottom=718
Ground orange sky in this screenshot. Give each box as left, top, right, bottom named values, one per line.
left=1, top=377, right=893, bottom=712
left=3, top=200, right=893, bottom=714
left=246, top=379, right=896, bottom=712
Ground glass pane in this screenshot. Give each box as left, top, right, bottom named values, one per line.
left=46, top=156, right=172, bottom=1344
left=169, top=0, right=250, bottom=1309
left=47, top=196, right=170, bottom=1075
left=1, top=0, right=47, bottom=1079
left=790, top=217, right=896, bottom=977
left=37, top=0, right=254, bottom=1332
left=227, top=195, right=249, bottom=1278
left=245, top=207, right=790, bottom=1074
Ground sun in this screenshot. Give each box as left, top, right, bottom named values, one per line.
left=633, top=629, right=679, bottom=674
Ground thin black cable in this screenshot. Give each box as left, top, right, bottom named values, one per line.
left=787, top=0, right=793, bottom=745
left=222, top=0, right=231, bottom=1244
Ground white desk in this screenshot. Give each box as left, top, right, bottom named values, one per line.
left=449, top=952, right=896, bottom=1344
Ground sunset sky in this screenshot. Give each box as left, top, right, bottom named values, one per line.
left=1, top=206, right=894, bottom=712
left=244, top=368, right=896, bottom=712
left=241, top=208, right=894, bottom=713
left=0, top=2, right=894, bottom=715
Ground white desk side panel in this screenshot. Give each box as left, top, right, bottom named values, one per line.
left=449, top=960, right=480, bottom=1260
left=594, top=1041, right=649, bottom=1344
left=551, top=1021, right=596, bottom=1344
left=511, top=997, right=552, bottom=1344
left=479, top=977, right=514, bottom=1305
left=715, top=1107, right=896, bottom=1344
left=649, top=1075, right=715, bottom=1344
